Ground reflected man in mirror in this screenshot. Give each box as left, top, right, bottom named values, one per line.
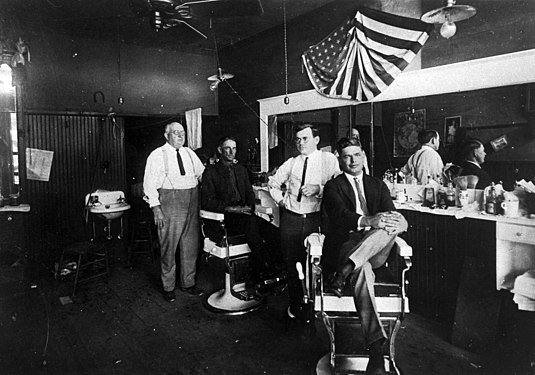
left=458, top=138, right=492, bottom=189
left=401, top=129, right=444, bottom=185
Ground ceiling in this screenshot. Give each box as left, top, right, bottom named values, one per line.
left=1, top=0, right=335, bottom=54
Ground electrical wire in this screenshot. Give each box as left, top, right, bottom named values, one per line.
left=283, top=0, right=289, bottom=104
left=41, top=291, right=51, bottom=367
left=223, top=80, right=287, bottom=146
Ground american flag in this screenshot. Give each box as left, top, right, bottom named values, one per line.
left=302, top=7, right=433, bottom=101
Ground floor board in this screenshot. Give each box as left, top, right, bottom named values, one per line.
left=0, top=242, right=532, bottom=375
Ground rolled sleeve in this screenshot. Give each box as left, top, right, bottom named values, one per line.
left=143, top=152, right=163, bottom=208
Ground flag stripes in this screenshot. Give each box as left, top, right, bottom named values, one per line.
left=302, top=7, right=433, bottom=101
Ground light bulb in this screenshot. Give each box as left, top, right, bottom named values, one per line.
left=209, top=81, right=219, bottom=91
left=440, top=21, right=457, bottom=39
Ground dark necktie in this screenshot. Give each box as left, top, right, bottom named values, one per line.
left=355, top=178, right=370, bottom=216
left=176, top=149, right=186, bottom=175
left=297, top=157, right=308, bottom=202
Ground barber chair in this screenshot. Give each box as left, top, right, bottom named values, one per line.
left=200, top=209, right=272, bottom=315
left=303, top=233, right=413, bottom=375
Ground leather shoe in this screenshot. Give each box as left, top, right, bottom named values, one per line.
left=366, top=340, right=386, bottom=375
left=326, top=272, right=346, bottom=298
left=180, top=285, right=204, bottom=296
left=163, top=290, right=176, bottom=302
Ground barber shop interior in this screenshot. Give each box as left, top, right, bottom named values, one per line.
left=1, top=0, right=535, bottom=374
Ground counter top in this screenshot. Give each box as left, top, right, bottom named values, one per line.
left=394, top=201, right=535, bottom=226
left=0, top=204, right=31, bottom=213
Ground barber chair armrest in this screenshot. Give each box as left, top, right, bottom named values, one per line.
left=200, top=210, right=225, bottom=222
left=394, top=237, right=412, bottom=257
left=254, top=206, right=273, bottom=215
left=305, top=233, right=325, bottom=259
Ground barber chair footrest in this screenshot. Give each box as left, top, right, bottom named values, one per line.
left=316, top=353, right=397, bottom=375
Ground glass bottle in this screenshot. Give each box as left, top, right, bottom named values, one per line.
left=446, top=182, right=456, bottom=207
left=423, top=176, right=435, bottom=208
left=485, top=182, right=498, bottom=215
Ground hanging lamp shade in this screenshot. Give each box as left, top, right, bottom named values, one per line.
left=421, top=0, right=476, bottom=39
left=421, top=0, right=476, bottom=24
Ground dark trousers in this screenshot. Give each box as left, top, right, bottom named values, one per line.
left=280, top=209, right=321, bottom=313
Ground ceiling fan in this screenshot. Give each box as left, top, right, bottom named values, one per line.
left=131, top=0, right=264, bottom=39
left=208, top=67, right=234, bottom=91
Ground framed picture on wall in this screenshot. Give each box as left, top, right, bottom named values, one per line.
left=393, top=109, right=426, bottom=157
left=444, top=116, right=461, bottom=146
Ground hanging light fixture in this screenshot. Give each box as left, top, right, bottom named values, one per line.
left=421, top=0, right=477, bottom=39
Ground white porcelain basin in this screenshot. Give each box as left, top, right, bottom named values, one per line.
left=85, top=190, right=131, bottom=220
left=89, top=202, right=131, bottom=220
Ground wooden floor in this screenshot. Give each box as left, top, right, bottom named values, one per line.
left=0, top=240, right=533, bottom=375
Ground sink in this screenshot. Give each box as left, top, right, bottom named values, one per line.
left=85, top=190, right=131, bottom=240
left=89, top=202, right=131, bottom=220
left=85, top=190, right=131, bottom=220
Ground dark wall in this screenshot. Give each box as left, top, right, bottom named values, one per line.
left=5, top=29, right=217, bottom=116
left=378, top=85, right=535, bottom=182
left=217, top=0, right=535, bottom=168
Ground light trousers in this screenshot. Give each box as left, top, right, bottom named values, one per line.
left=158, top=188, right=200, bottom=292
left=342, top=229, right=397, bottom=346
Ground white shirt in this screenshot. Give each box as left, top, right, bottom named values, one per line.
left=401, top=145, right=444, bottom=184
left=268, top=149, right=340, bottom=214
left=143, top=142, right=205, bottom=207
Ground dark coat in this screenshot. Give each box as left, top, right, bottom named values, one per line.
left=201, top=161, right=255, bottom=213
left=322, top=173, right=395, bottom=274
left=459, top=161, right=492, bottom=189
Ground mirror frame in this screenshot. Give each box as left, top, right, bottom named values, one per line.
left=258, top=49, right=535, bottom=172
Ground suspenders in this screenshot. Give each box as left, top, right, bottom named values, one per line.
left=161, top=147, right=197, bottom=189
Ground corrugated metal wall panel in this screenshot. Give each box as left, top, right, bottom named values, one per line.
left=24, top=114, right=125, bottom=260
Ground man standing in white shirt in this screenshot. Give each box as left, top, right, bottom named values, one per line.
left=268, top=123, right=340, bottom=320
left=401, top=129, right=444, bottom=184
left=143, top=122, right=205, bottom=302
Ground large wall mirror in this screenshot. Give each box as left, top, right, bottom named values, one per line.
left=259, top=49, right=535, bottom=188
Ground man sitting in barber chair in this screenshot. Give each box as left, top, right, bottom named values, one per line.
left=201, top=136, right=278, bottom=293
left=322, top=137, right=408, bottom=375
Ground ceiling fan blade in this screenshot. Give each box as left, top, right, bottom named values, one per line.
left=176, top=0, right=223, bottom=9
left=221, top=73, right=234, bottom=80
left=165, top=19, right=208, bottom=38
left=189, top=0, right=263, bottom=18
left=207, top=74, right=220, bottom=81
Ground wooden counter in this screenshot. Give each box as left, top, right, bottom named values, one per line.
left=394, top=201, right=535, bottom=352
left=394, top=201, right=535, bottom=291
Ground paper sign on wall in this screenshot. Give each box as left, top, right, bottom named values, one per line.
left=26, top=148, right=54, bottom=181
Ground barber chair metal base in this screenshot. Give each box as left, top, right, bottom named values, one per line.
left=200, top=210, right=265, bottom=315
left=204, top=273, right=263, bottom=315
left=316, top=354, right=392, bottom=375
left=305, top=234, right=412, bottom=375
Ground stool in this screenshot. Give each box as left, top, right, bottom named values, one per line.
left=128, top=218, right=157, bottom=265
left=58, top=241, right=110, bottom=296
